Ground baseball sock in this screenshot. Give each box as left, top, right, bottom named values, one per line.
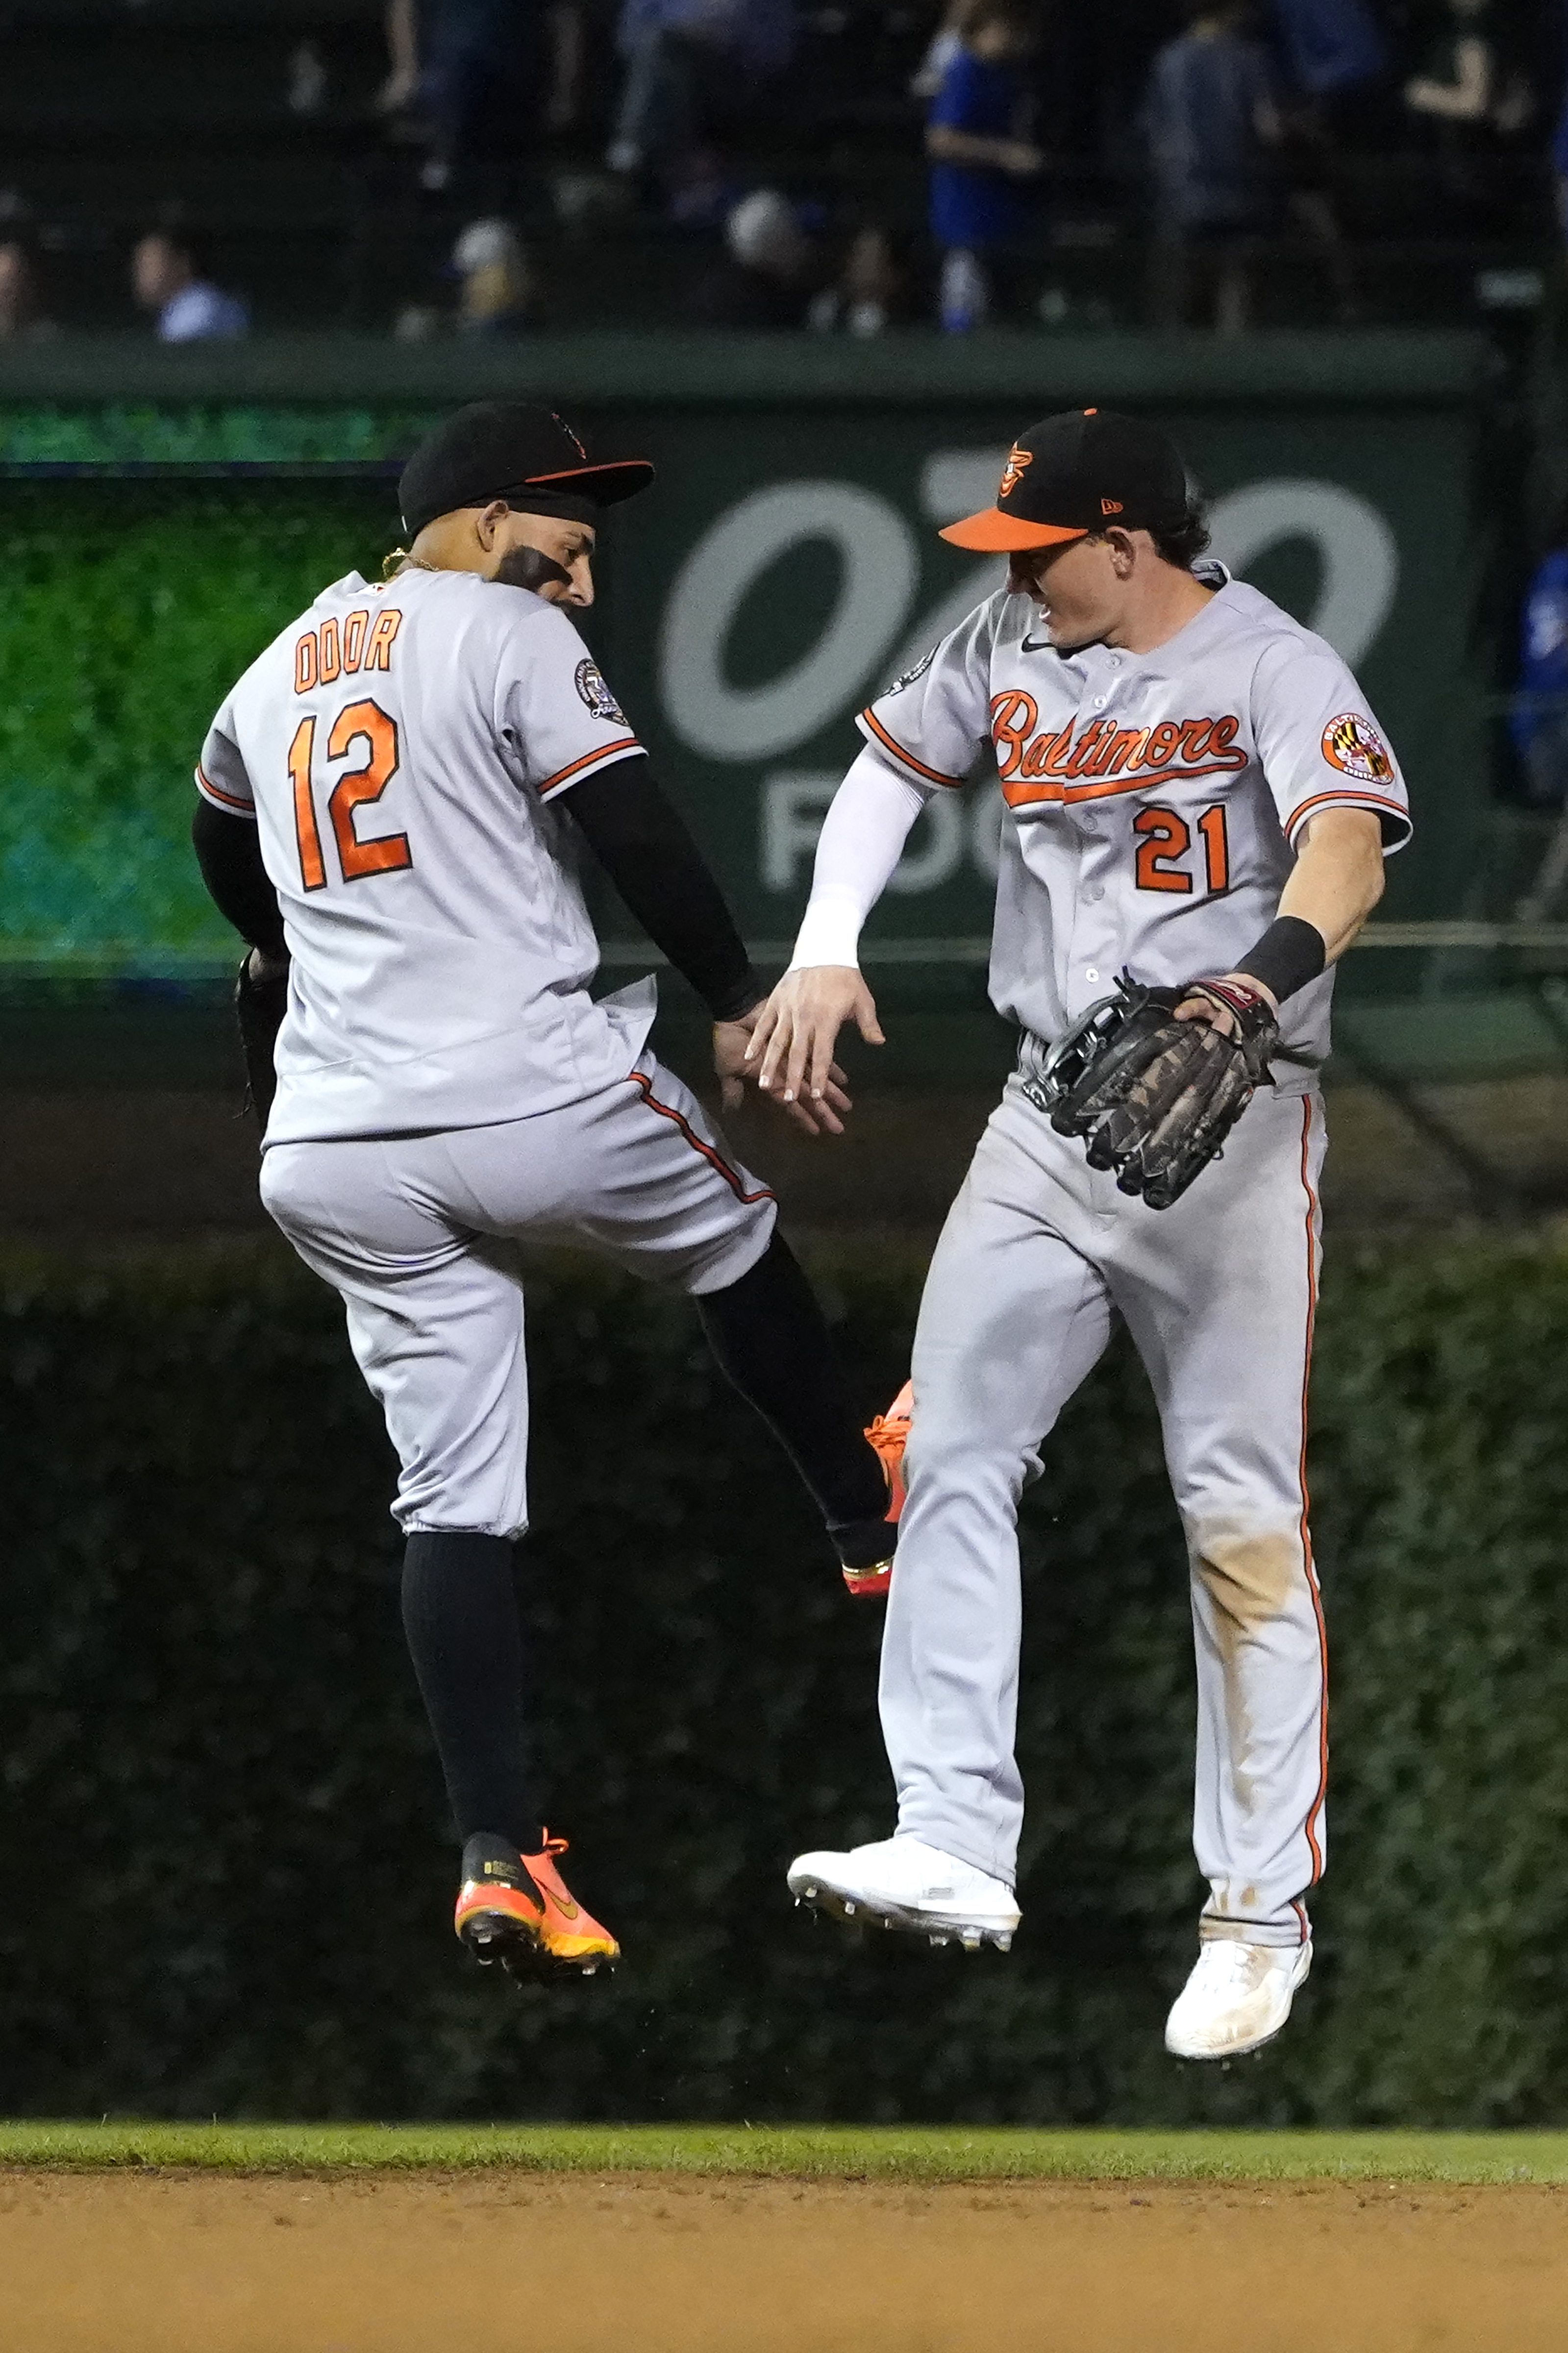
left=696, top=1232, right=890, bottom=1543
left=400, top=1531, right=544, bottom=1855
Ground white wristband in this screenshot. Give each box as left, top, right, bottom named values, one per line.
left=784, top=746, right=928, bottom=975
left=788, top=886, right=867, bottom=972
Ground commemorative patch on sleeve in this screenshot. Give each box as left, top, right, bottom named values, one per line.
left=574, top=656, right=627, bottom=726
left=884, top=646, right=936, bottom=697
left=1321, top=711, right=1394, bottom=783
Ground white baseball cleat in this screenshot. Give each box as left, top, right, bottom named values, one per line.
left=787, top=1835, right=1020, bottom=1951
left=1164, top=1937, right=1313, bottom=2060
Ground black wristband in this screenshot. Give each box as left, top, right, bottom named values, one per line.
left=709, top=965, right=768, bottom=1025
left=1234, top=915, right=1326, bottom=1006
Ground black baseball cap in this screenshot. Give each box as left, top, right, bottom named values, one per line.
left=398, top=401, right=654, bottom=539
left=941, top=408, right=1189, bottom=552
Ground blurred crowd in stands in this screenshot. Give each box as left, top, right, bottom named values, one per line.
left=0, top=0, right=1559, bottom=339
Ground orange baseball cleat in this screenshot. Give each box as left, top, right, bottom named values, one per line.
left=842, top=1379, right=912, bottom=1599
left=455, top=1831, right=619, bottom=1977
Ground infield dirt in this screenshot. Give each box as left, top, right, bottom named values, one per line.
left=1, top=2169, right=1562, bottom=2351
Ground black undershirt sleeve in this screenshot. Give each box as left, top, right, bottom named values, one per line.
left=192, top=797, right=287, bottom=958
left=564, top=751, right=764, bottom=1024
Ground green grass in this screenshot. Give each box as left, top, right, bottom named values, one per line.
left=1, top=2125, right=1566, bottom=2185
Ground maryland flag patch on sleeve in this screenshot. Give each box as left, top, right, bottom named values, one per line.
left=1321, top=712, right=1394, bottom=783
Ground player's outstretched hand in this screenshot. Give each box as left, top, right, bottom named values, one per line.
left=745, top=966, right=884, bottom=1135
left=716, top=1003, right=852, bottom=1137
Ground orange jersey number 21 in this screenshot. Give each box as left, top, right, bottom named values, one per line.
left=289, top=701, right=411, bottom=890
left=1133, top=801, right=1230, bottom=896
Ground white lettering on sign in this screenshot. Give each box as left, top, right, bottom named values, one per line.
left=661, top=483, right=917, bottom=760
left=1207, top=478, right=1398, bottom=666
left=920, top=449, right=1006, bottom=524
left=761, top=772, right=838, bottom=892
left=761, top=770, right=1007, bottom=897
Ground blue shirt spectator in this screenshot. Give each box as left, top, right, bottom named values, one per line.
left=157, top=283, right=249, bottom=343
left=925, top=5, right=1040, bottom=254
left=1144, top=8, right=1279, bottom=231
left=131, top=233, right=248, bottom=343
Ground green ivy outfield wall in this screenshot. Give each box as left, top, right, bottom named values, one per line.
left=0, top=332, right=1488, bottom=985
left=4, top=1228, right=1568, bottom=2124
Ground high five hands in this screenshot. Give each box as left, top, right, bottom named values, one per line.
left=713, top=998, right=852, bottom=1138
left=714, top=984, right=858, bottom=1138
left=733, top=965, right=886, bottom=1138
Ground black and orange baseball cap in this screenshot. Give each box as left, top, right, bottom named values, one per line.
left=940, top=408, right=1189, bottom=552
left=399, top=401, right=654, bottom=538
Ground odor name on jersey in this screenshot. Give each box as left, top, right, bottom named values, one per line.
left=196, top=566, right=653, bottom=1145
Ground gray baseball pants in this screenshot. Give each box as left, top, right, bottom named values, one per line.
left=880, top=1069, right=1327, bottom=1947
left=260, top=1048, right=776, bottom=1540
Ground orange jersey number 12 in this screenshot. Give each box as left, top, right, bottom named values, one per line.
left=288, top=716, right=327, bottom=892
left=289, top=701, right=412, bottom=890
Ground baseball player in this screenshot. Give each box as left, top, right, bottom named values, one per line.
left=749, top=408, right=1408, bottom=2060
left=189, top=402, right=898, bottom=1979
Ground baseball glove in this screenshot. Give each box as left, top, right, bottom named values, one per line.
left=234, top=953, right=289, bottom=1126
left=1028, top=972, right=1280, bottom=1210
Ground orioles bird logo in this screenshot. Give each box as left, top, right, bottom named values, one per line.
left=999, top=445, right=1032, bottom=499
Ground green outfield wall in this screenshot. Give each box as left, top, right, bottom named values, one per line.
left=3, top=1228, right=1568, bottom=2127
left=0, top=332, right=1490, bottom=987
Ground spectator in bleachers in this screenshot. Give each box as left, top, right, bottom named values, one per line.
left=924, top=0, right=1043, bottom=334
left=607, top=0, right=796, bottom=184
left=1404, top=0, right=1533, bottom=146
left=808, top=225, right=913, bottom=336
left=379, top=0, right=421, bottom=117
left=131, top=233, right=248, bottom=343
left=911, top=0, right=969, bottom=101
left=0, top=239, right=56, bottom=342
left=452, top=216, right=539, bottom=333
left=1403, top=0, right=1496, bottom=128
left=685, top=187, right=815, bottom=327
left=381, top=0, right=586, bottom=193
left=1265, top=0, right=1388, bottom=323
left=1403, top=0, right=1535, bottom=220
left=1144, top=1, right=1280, bottom=333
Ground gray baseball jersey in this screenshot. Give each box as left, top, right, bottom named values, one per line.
left=858, top=562, right=1409, bottom=1080
left=838, top=561, right=1410, bottom=1949
left=201, top=559, right=775, bottom=1538
left=197, top=564, right=656, bottom=1145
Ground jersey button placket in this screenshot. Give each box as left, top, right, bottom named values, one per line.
left=1071, top=675, right=1120, bottom=1002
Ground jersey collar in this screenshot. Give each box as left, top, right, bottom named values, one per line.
left=1017, top=560, right=1235, bottom=660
